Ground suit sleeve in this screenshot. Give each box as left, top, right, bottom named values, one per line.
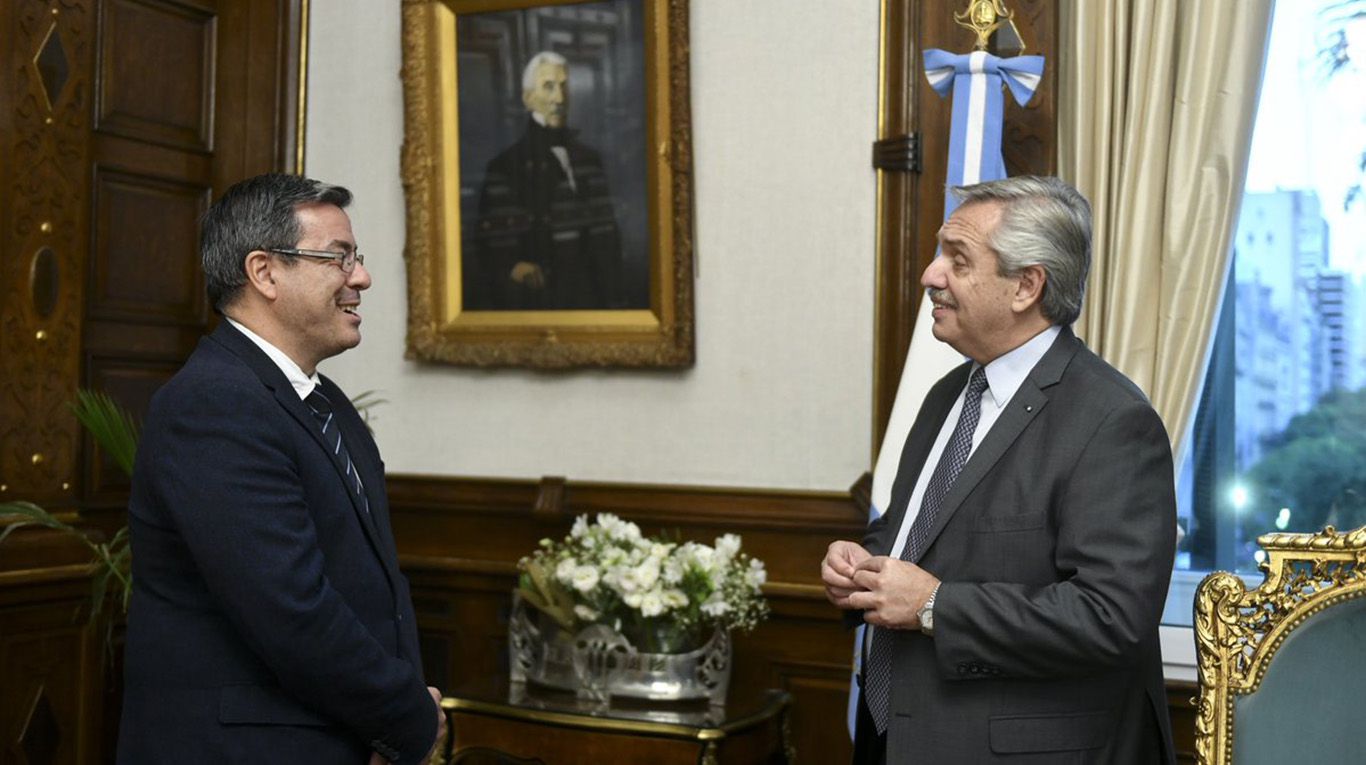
left=932, top=398, right=1177, bottom=679
left=148, top=383, right=436, bottom=763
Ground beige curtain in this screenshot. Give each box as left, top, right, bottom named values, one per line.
left=1058, top=0, right=1273, bottom=456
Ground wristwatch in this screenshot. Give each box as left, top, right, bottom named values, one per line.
left=917, top=583, right=941, bottom=636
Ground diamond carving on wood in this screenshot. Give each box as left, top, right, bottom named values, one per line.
left=34, top=21, right=71, bottom=111
left=19, top=686, right=61, bottom=765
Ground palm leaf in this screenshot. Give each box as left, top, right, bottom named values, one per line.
left=0, top=501, right=74, bottom=546
left=71, top=389, right=139, bottom=478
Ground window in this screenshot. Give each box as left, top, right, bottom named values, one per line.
left=1164, top=1, right=1366, bottom=640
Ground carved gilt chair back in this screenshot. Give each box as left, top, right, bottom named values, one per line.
left=1194, top=525, right=1366, bottom=764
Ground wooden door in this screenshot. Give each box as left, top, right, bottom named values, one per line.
left=0, top=1, right=305, bottom=761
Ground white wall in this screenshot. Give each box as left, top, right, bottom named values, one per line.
left=305, top=0, right=880, bottom=490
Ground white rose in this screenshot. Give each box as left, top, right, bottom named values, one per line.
left=571, top=515, right=589, bottom=538
left=700, top=594, right=730, bottom=616
left=640, top=591, right=665, bottom=617
left=555, top=557, right=578, bottom=583
left=662, top=589, right=688, bottom=608
left=636, top=559, right=660, bottom=590
left=623, top=591, right=644, bottom=609
left=747, top=559, right=768, bottom=587
left=715, top=534, right=741, bottom=561
left=662, top=557, right=684, bottom=584
left=572, top=565, right=600, bottom=593
left=613, top=565, right=638, bottom=593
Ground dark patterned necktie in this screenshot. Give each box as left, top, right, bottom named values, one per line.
left=304, top=389, right=370, bottom=515
left=863, top=366, right=989, bottom=734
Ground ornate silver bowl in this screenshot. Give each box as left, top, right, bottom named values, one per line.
left=508, top=593, right=732, bottom=705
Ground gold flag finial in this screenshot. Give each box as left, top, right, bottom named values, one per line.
left=953, top=0, right=1022, bottom=53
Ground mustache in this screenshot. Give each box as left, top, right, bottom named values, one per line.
left=927, top=288, right=956, bottom=308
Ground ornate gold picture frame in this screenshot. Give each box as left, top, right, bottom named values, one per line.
left=400, top=0, right=694, bottom=368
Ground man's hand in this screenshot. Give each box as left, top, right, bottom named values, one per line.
left=510, top=262, right=546, bottom=289
left=846, top=556, right=940, bottom=630
left=369, top=688, right=446, bottom=765
left=822, top=540, right=872, bottom=608
left=423, top=686, right=446, bottom=763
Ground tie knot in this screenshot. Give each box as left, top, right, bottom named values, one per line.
left=967, top=367, right=989, bottom=397
left=305, top=389, right=333, bottom=416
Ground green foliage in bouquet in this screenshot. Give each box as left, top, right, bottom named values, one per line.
left=517, top=514, right=770, bottom=653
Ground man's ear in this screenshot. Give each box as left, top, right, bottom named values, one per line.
left=1012, top=264, right=1046, bottom=314
left=243, top=250, right=278, bottom=300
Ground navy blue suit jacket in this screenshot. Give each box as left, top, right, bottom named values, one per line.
left=117, top=321, right=435, bottom=764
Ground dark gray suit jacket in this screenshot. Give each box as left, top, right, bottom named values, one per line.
left=117, top=321, right=435, bottom=764
left=863, top=328, right=1176, bottom=764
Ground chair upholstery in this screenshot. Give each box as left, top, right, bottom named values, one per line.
left=1193, top=525, right=1366, bottom=764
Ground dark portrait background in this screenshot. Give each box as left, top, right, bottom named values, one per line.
left=457, top=0, right=649, bottom=311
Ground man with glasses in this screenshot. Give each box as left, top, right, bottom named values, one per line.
left=118, top=174, right=444, bottom=764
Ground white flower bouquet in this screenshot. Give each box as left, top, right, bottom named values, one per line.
left=517, top=514, right=769, bottom=653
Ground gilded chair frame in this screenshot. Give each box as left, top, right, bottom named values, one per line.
left=1193, top=524, right=1366, bottom=764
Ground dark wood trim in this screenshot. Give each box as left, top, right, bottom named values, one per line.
left=386, top=473, right=867, bottom=587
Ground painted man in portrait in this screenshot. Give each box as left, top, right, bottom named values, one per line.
left=465, top=51, right=626, bottom=310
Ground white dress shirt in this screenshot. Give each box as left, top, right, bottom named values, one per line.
left=886, top=324, right=1062, bottom=558
left=225, top=317, right=319, bottom=401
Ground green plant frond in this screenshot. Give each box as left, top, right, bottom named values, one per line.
left=90, top=568, right=110, bottom=619
left=0, top=520, right=40, bottom=547
left=0, top=502, right=75, bottom=543
left=71, top=389, right=140, bottom=478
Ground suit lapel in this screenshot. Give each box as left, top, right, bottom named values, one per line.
left=876, top=363, right=971, bottom=555
left=211, top=323, right=398, bottom=589
left=317, top=377, right=403, bottom=586
left=911, top=328, right=1081, bottom=563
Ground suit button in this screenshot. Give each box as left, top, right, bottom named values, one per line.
left=956, top=663, right=969, bottom=676
left=396, top=612, right=404, bottom=622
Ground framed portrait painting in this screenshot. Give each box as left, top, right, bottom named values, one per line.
left=400, top=0, right=694, bottom=368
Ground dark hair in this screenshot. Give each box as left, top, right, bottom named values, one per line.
left=951, top=175, right=1092, bottom=325
left=200, top=173, right=352, bottom=313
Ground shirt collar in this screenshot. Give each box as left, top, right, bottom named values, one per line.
left=225, top=317, right=320, bottom=400
left=978, top=325, right=1062, bottom=410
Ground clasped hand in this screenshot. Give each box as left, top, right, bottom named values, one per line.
left=821, top=540, right=940, bottom=630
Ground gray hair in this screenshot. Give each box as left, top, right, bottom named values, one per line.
left=951, top=175, right=1092, bottom=326
left=521, top=50, right=567, bottom=93
left=200, top=173, right=352, bottom=313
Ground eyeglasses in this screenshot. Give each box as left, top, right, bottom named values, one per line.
left=268, top=247, right=366, bottom=273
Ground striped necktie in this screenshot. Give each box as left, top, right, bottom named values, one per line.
left=304, top=388, right=370, bottom=515
left=863, top=366, right=989, bottom=733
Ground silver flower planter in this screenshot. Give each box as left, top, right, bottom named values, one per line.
left=508, top=594, right=732, bottom=705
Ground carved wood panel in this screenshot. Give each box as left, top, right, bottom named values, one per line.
left=0, top=0, right=96, bottom=509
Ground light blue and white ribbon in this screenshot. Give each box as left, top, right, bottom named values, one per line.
left=922, top=48, right=1044, bottom=216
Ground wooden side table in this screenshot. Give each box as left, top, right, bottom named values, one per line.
left=436, top=675, right=794, bottom=765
